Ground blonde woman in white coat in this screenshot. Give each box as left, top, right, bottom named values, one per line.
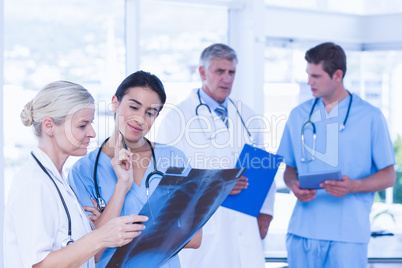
left=3, top=81, right=147, bottom=268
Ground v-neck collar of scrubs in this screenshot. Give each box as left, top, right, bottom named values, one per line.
left=319, top=93, right=352, bottom=117
left=97, top=145, right=155, bottom=201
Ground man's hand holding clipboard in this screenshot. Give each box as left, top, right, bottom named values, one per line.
left=298, top=170, right=342, bottom=190
left=298, top=170, right=355, bottom=198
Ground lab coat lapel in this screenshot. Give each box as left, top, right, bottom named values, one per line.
left=32, top=148, right=93, bottom=233
left=190, top=89, right=211, bottom=118
left=227, top=99, right=246, bottom=160
left=32, top=148, right=65, bottom=185
left=190, top=88, right=229, bottom=128
left=190, top=89, right=227, bottom=138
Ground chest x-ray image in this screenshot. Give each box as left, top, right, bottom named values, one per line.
left=106, top=167, right=244, bottom=268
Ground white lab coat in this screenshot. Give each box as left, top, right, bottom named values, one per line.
left=157, top=88, right=276, bottom=268
left=3, top=148, right=94, bottom=268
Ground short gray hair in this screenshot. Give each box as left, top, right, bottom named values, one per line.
left=199, top=43, right=238, bottom=68
left=21, top=81, right=94, bottom=137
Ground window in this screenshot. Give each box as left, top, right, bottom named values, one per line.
left=139, top=1, right=229, bottom=138
left=140, top=1, right=228, bottom=104
left=4, top=0, right=126, bottom=199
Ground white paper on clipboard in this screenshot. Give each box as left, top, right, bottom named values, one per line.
left=298, top=170, right=342, bottom=189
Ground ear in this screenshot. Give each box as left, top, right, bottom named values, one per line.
left=333, top=69, right=343, bottom=82
left=199, top=66, right=206, bottom=81
left=111, top=95, right=119, bottom=113
left=42, top=117, right=55, bottom=137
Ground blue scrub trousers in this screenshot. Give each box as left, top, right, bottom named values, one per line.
left=286, top=234, right=367, bottom=268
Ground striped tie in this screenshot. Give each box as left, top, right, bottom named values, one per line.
left=215, top=105, right=228, bottom=128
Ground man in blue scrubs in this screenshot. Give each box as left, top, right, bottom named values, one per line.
left=278, top=42, right=396, bottom=268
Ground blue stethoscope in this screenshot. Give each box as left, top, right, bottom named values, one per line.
left=195, top=88, right=256, bottom=145
left=301, top=90, right=352, bottom=162
left=93, top=136, right=163, bottom=212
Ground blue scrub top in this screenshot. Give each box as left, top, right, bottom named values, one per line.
left=278, top=93, right=395, bottom=243
left=68, top=143, right=189, bottom=268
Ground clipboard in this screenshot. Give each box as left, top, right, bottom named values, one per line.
left=220, top=144, right=283, bottom=217
left=298, top=170, right=342, bottom=189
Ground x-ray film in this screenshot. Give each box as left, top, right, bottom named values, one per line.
left=106, top=167, right=244, bottom=268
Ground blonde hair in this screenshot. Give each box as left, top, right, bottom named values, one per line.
left=21, top=81, right=94, bottom=137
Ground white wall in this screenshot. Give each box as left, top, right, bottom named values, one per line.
left=265, top=6, right=363, bottom=44
left=229, top=0, right=266, bottom=114
left=1, top=0, right=4, bottom=264
left=265, top=5, right=402, bottom=50
left=125, top=0, right=140, bottom=75
left=361, top=14, right=402, bottom=50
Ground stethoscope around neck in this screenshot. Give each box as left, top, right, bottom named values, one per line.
left=301, top=90, right=353, bottom=162
left=31, top=152, right=74, bottom=247
left=93, top=136, right=163, bottom=212
left=195, top=88, right=256, bottom=145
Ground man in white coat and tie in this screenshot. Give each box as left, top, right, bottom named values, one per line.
left=156, top=43, right=275, bottom=268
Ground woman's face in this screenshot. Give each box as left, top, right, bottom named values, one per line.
left=53, top=105, right=96, bottom=157
left=113, top=86, right=162, bottom=143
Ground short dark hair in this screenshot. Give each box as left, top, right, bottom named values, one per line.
left=305, top=42, right=347, bottom=78
left=114, top=70, right=166, bottom=107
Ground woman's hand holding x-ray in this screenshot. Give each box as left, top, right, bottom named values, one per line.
left=111, top=133, right=134, bottom=195
left=95, top=214, right=148, bottom=248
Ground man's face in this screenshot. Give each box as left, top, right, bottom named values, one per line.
left=306, top=61, right=339, bottom=100
left=199, top=58, right=236, bottom=104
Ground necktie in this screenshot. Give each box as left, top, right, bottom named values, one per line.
left=215, top=105, right=228, bottom=128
